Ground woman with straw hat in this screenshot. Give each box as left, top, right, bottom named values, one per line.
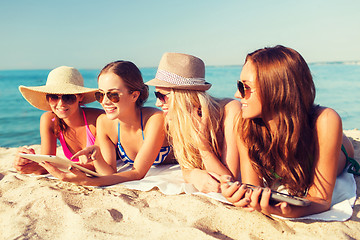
left=40, top=61, right=172, bottom=186
left=14, top=66, right=103, bottom=174
left=146, top=52, right=241, bottom=193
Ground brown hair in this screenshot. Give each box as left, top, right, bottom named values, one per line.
left=98, top=61, right=149, bottom=107
left=239, top=45, right=316, bottom=196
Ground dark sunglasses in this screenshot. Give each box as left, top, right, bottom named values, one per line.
left=46, top=94, right=77, bottom=105
left=95, top=90, right=122, bottom=103
left=237, top=80, right=255, bottom=98
left=237, top=80, right=246, bottom=98
left=154, top=91, right=170, bottom=103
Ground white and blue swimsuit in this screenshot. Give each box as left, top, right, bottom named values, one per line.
left=117, top=111, right=170, bottom=165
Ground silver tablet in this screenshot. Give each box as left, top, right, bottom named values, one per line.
left=19, top=153, right=101, bottom=177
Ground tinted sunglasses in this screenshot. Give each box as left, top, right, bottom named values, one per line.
left=237, top=80, right=246, bottom=98
left=95, top=90, right=122, bottom=103
left=154, top=91, right=170, bottom=103
left=237, top=80, right=255, bottom=98
left=46, top=94, right=77, bottom=105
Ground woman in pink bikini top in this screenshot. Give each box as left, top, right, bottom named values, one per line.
left=14, top=66, right=103, bottom=175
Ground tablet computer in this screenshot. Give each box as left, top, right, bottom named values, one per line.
left=19, top=153, right=101, bottom=177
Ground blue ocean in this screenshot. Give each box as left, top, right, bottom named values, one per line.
left=0, top=63, right=359, bottom=148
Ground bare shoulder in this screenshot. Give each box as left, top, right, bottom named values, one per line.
left=97, top=112, right=111, bottom=125
left=223, top=99, right=241, bottom=110
left=39, top=111, right=56, bottom=133
left=141, top=107, right=164, bottom=122
left=315, top=107, right=342, bottom=130
left=314, top=107, right=342, bottom=143
left=96, top=113, right=118, bottom=139
left=221, top=99, right=241, bottom=119
left=40, top=111, right=55, bottom=122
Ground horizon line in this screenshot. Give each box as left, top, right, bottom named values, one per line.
left=1, top=60, right=360, bottom=71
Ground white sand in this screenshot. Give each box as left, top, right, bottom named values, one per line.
left=1, top=130, right=359, bottom=240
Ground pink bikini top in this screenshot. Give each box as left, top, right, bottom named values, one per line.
left=58, top=108, right=96, bottom=161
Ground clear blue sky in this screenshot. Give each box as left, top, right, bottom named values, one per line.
left=1, top=0, right=359, bottom=70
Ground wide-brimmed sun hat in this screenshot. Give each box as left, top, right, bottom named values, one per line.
left=146, top=52, right=211, bottom=91
left=19, top=66, right=97, bottom=111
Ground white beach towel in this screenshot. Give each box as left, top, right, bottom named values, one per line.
left=37, top=162, right=356, bottom=221
left=284, top=169, right=357, bottom=221
left=113, top=163, right=357, bottom=222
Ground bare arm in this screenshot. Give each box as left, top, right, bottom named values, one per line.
left=221, top=108, right=344, bottom=218
left=128, top=110, right=166, bottom=179
left=14, top=112, right=56, bottom=174
left=196, top=101, right=240, bottom=176
left=182, top=100, right=241, bottom=193
left=92, top=114, right=118, bottom=173
left=220, top=100, right=241, bottom=179
left=40, top=112, right=58, bottom=155
left=42, top=110, right=167, bottom=186
left=72, top=114, right=118, bottom=175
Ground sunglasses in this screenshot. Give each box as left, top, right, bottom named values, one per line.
left=95, top=90, right=122, bottom=103
left=237, top=80, right=255, bottom=98
left=154, top=91, right=170, bottom=103
left=46, top=94, right=77, bottom=105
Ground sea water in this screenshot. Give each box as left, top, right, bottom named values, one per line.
left=0, top=63, right=359, bottom=147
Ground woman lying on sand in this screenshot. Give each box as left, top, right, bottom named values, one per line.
left=220, top=45, right=355, bottom=218
left=14, top=66, right=103, bottom=174
left=41, top=61, right=172, bottom=186
left=146, top=52, right=241, bottom=193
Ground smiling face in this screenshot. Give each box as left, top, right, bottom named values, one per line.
left=98, top=72, right=137, bottom=120
left=154, top=87, right=171, bottom=116
left=234, top=60, right=262, bottom=119
left=47, top=94, right=83, bottom=119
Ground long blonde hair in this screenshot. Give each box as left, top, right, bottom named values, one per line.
left=166, top=89, right=224, bottom=169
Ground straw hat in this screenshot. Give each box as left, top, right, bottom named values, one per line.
left=146, top=52, right=211, bottom=91
left=19, top=66, right=97, bottom=111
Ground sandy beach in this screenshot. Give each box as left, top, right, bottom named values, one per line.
left=0, top=130, right=359, bottom=240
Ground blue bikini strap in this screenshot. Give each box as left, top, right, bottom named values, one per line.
left=118, top=110, right=144, bottom=141
left=140, top=110, right=144, bottom=140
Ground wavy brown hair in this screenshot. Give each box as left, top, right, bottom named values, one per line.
left=239, top=45, right=316, bottom=196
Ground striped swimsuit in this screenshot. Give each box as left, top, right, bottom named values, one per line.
left=117, top=111, right=170, bottom=165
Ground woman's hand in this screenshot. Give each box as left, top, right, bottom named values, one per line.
left=14, top=147, right=46, bottom=174
left=220, top=175, right=293, bottom=216
left=186, top=169, right=221, bottom=193
left=39, top=161, right=92, bottom=185
left=220, top=175, right=251, bottom=207
left=72, top=145, right=101, bottom=165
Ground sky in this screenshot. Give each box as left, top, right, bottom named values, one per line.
left=0, top=0, right=359, bottom=70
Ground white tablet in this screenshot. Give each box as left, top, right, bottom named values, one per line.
left=19, top=153, right=101, bottom=177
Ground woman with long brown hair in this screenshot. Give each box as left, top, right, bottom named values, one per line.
left=221, top=45, right=355, bottom=217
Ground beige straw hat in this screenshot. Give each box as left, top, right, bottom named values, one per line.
left=19, top=66, right=97, bottom=111
left=146, top=52, right=211, bottom=91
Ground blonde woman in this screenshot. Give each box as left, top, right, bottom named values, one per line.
left=15, top=66, right=103, bottom=174
left=146, top=52, right=241, bottom=193
left=41, top=61, right=171, bottom=186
